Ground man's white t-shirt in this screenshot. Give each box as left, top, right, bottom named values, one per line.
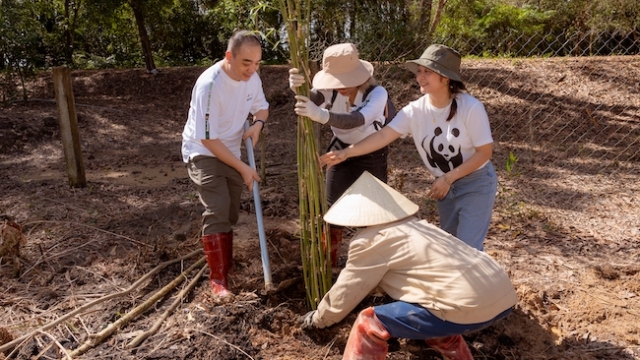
left=181, top=61, right=269, bottom=162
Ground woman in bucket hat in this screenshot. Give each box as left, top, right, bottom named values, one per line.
left=321, top=44, right=497, bottom=251
left=299, top=171, right=517, bottom=360
left=289, top=43, right=393, bottom=266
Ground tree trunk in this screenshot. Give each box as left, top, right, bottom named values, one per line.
left=129, top=0, right=157, bottom=74
left=349, top=1, right=357, bottom=40
left=60, top=0, right=83, bottom=65
left=419, top=0, right=433, bottom=35
left=429, top=0, right=447, bottom=35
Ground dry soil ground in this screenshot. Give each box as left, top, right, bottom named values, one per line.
left=1, top=59, right=639, bottom=360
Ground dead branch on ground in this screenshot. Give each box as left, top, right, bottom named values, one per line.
left=0, top=249, right=202, bottom=354
left=69, top=256, right=206, bottom=357
left=37, top=330, right=72, bottom=360
left=127, top=263, right=207, bottom=348
left=22, top=220, right=151, bottom=248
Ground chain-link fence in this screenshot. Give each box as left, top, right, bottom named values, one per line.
left=365, top=29, right=640, bottom=242
left=441, top=29, right=640, bottom=58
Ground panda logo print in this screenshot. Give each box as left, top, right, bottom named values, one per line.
left=421, top=127, right=463, bottom=173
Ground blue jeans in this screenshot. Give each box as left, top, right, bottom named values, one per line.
left=374, top=301, right=512, bottom=340
left=437, top=162, right=497, bottom=251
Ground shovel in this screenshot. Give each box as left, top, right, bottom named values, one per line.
left=244, top=121, right=273, bottom=291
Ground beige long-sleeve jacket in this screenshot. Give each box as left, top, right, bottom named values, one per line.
left=313, top=217, right=518, bottom=328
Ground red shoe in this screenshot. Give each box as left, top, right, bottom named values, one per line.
left=425, top=335, right=473, bottom=360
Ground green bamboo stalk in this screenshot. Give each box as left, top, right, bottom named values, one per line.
left=278, top=0, right=332, bottom=309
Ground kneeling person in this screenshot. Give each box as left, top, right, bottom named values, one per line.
left=300, top=171, right=518, bottom=360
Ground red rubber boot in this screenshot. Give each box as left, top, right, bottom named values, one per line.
left=343, top=307, right=390, bottom=360
left=329, top=227, right=343, bottom=267
left=225, top=230, right=233, bottom=274
left=424, top=335, right=473, bottom=360
left=201, top=232, right=233, bottom=298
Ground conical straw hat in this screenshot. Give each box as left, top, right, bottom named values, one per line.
left=323, top=171, right=419, bottom=227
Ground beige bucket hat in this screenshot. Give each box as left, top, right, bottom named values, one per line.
left=312, top=43, right=374, bottom=89
left=323, top=171, right=419, bottom=227
left=405, top=44, right=462, bottom=82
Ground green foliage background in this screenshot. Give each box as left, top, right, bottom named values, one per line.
left=1, top=0, right=639, bottom=100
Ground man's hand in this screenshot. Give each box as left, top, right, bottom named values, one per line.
left=289, top=68, right=305, bottom=92
left=243, top=122, right=262, bottom=146
left=238, top=163, right=260, bottom=192
left=299, top=310, right=317, bottom=330
left=294, top=95, right=329, bottom=124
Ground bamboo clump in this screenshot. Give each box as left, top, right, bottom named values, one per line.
left=277, top=0, right=332, bottom=309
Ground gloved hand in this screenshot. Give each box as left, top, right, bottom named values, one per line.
left=289, top=68, right=305, bottom=92
left=295, top=95, right=330, bottom=124
left=299, top=310, right=317, bottom=330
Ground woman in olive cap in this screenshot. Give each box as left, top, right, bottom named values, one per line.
left=321, top=44, right=496, bottom=251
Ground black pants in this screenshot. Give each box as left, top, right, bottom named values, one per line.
left=326, top=137, right=388, bottom=208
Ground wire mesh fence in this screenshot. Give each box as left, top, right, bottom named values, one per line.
left=466, top=56, right=640, bottom=174
left=362, top=29, right=640, bottom=242
left=439, top=28, right=640, bottom=58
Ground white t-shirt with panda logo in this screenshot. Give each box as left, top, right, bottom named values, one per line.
left=388, top=92, right=493, bottom=177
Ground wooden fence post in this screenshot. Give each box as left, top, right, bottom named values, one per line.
left=52, top=66, right=86, bottom=188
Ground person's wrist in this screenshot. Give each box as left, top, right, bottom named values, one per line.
left=254, top=119, right=265, bottom=130
left=346, top=145, right=355, bottom=158
left=442, top=174, right=452, bottom=186
left=316, top=109, right=329, bottom=124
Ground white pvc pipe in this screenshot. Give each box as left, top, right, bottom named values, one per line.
left=243, top=121, right=273, bottom=291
